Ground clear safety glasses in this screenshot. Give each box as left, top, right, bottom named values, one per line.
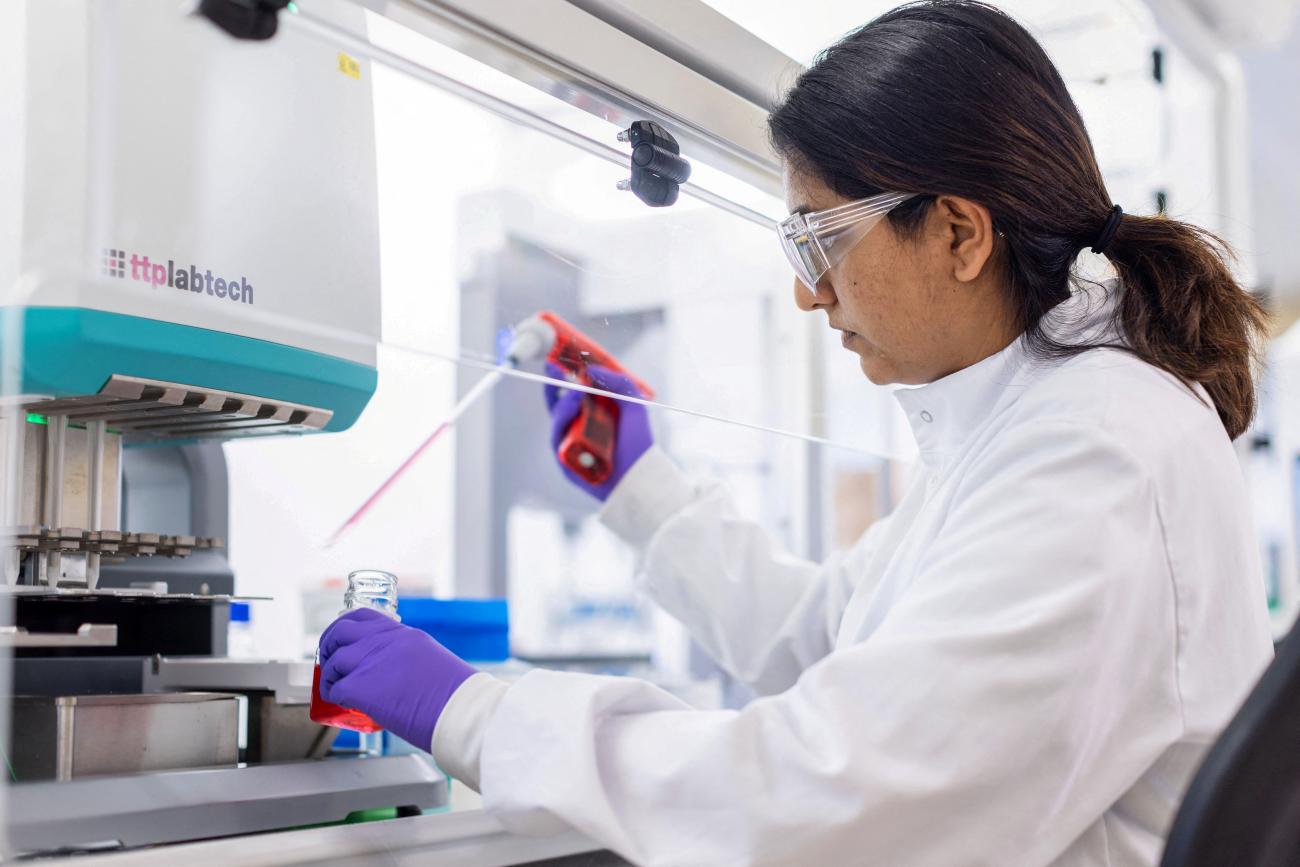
left=777, top=191, right=912, bottom=293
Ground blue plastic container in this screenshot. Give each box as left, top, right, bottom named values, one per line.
left=398, top=598, right=509, bottom=662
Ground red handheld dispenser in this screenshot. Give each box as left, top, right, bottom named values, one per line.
left=508, top=311, right=655, bottom=486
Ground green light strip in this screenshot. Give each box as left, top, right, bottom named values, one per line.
left=24, top=413, right=120, bottom=436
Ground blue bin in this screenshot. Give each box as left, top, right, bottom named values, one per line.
left=398, top=598, right=509, bottom=662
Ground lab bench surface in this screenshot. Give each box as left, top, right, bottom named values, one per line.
left=61, top=808, right=629, bottom=866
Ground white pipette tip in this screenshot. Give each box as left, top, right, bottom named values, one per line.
left=504, top=315, right=556, bottom=366
left=325, top=370, right=504, bottom=548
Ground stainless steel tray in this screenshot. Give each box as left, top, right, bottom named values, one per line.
left=10, top=691, right=238, bottom=781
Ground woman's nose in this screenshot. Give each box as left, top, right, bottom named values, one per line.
left=793, top=276, right=834, bottom=312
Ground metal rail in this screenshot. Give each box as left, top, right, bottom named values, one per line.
left=285, top=6, right=778, bottom=230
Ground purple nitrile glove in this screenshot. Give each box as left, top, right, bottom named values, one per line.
left=544, top=361, right=653, bottom=501
left=318, top=608, right=476, bottom=751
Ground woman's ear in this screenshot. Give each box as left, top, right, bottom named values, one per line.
left=934, top=195, right=996, bottom=283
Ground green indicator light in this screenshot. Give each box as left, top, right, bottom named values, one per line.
left=26, top=413, right=47, bottom=426
left=287, top=1, right=298, bottom=12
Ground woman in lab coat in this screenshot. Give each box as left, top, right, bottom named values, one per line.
left=316, top=2, right=1274, bottom=863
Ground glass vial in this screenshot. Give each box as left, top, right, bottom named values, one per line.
left=310, top=570, right=399, bottom=733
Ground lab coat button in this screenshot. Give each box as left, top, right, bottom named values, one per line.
left=920, top=411, right=934, bottom=423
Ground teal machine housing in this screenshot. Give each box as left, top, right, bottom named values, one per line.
left=9, top=308, right=377, bottom=434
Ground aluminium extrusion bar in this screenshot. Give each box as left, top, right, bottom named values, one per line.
left=85, top=420, right=104, bottom=588
left=562, top=0, right=802, bottom=110
left=347, top=0, right=784, bottom=198
left=384, top=0, right=780, bottom=179
left=286, top=7, right=777, bottom=230
left=40, top=415, right=66, bottom=586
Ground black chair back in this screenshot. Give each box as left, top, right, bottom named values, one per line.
left=1161, top=631, right=1300, bottom=867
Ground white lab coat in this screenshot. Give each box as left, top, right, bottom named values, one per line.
left=432, top=289, right=1273, bottom=866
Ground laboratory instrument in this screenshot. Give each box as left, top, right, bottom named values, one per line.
left=508, top=311, right=654, bottom=485
left=545, top=364, right=655, bottom=501
left=330, top=309, right=653, bottom=544
left=0, top=0, right=439, bottom=854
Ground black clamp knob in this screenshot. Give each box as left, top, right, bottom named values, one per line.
left=198, top=0, right=292, bottom=40
left=616, top=121, right=691, bottom=207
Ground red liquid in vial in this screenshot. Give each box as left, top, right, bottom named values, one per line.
left=310, top=663, right=383, bottom=733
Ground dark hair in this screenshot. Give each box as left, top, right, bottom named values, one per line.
left=768, top=0, right=1267, bottom=439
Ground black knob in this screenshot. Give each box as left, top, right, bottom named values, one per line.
left=632, top=143, right=692, bottom=184
left=198, top=0, right=292, bottom=40
left=617, top=121, right=691, bottom=208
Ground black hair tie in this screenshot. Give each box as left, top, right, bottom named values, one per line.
left=1091, top=204, right=1123, bottom=255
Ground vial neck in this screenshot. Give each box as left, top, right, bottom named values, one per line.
left=340, top=599, right=400, bottom=621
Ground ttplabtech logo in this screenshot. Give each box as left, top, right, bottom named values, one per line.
left=102, top=246, right=255, bottom=306
left=102, top=248, right=126, bottom=278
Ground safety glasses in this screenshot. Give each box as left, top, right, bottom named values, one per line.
left=777, top=191, right=911, bottom=293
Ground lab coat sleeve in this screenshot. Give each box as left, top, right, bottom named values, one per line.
left=599, top=446, right=888, bottom=696
left=479, top=421, right=1185, bottom=866
left=430, top=672, right=509, bottom=791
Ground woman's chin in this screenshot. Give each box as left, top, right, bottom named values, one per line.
left=858, top=354, right=897, bottom=386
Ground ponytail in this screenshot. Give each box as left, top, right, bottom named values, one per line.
left=1103, top=215, right=1267, bottom=440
